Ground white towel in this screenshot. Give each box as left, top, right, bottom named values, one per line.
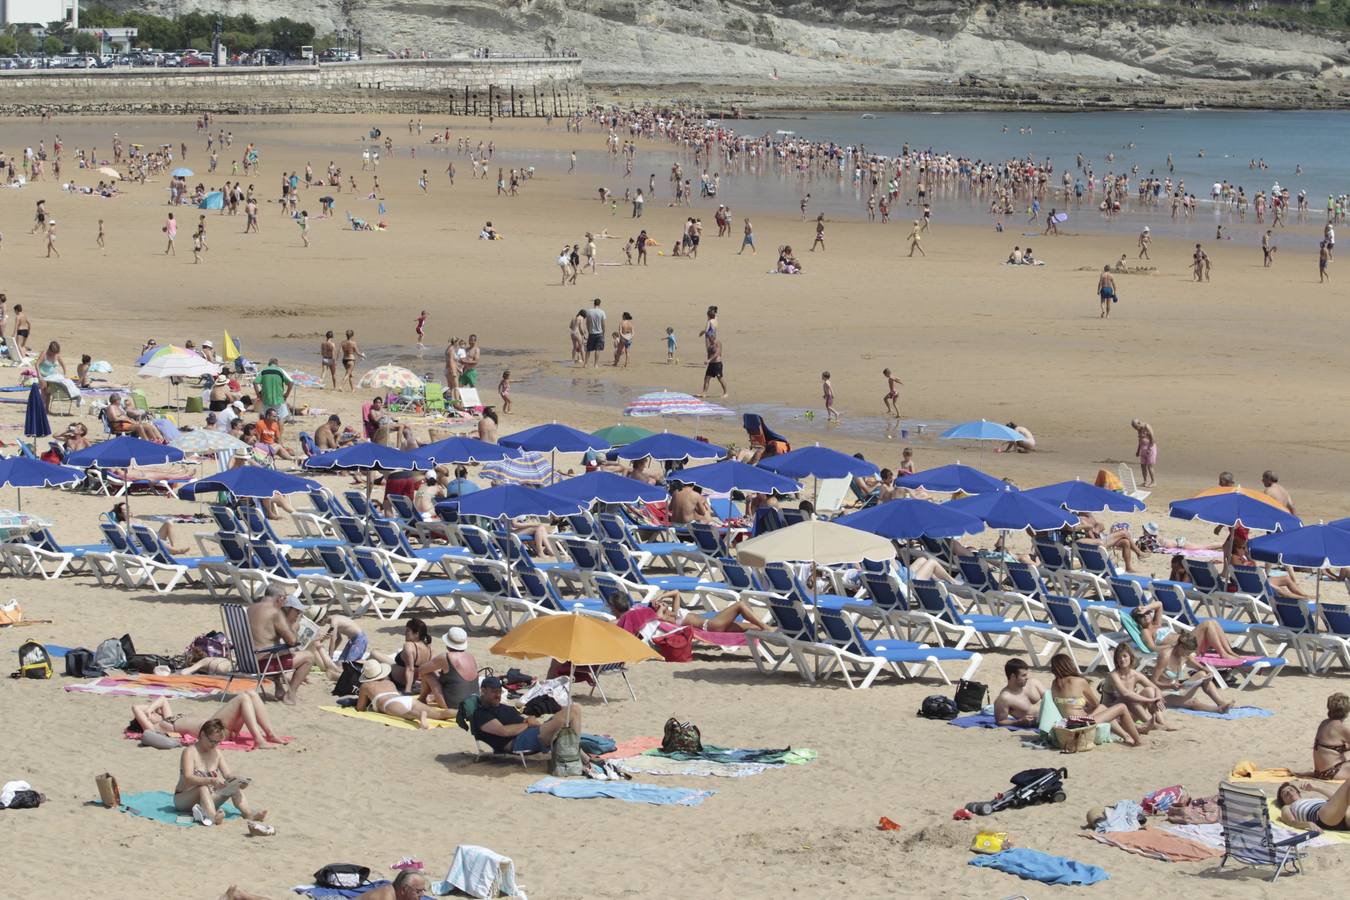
left=440, top=844, right=525, bottom=899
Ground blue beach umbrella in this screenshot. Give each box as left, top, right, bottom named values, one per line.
left=0, top=455, right=82, bottom=510
left=499, top=423, right=610, bottom=454
left=1169, top=492, right=1301, bottom=532
left=758, top=445, right=879, bottom=480
left=895, top=464, right=1005, bottom=495
left=615, top=432, right=725, bottom=463
left=178, top=466, right=321, bottom=500
left=413, top=436, right=520, bottom=466
left=172, top=167, right=194, bottom=177
left=949, top=487, right=1078, bottom=532
left=66, top=436, right=184, bottom=469
left=23, top=383, right=50, bottom=445
left=835, top=498, right=986, bottom=541
left=453, top=484, right=583, bottom=520
left=1023, top=480, right=1146, bottom=514
left=1250, top=525, right=1350, bottom=569
left=940, top=420, right=1022, bottom=442
left=549, top=471, right=667, bottom=507
left=303, top=442, right=427, bottom=472
left=670, top=460, right=800, bottom=496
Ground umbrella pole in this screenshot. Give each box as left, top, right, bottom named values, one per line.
left=15, top=486, right=20, bottom=512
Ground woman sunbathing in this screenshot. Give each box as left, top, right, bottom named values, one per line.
left=1313, top=692, right=1350, bottom=780
left=1102, top=644, right=1172, bottom=733
left=355, top=659, right=455, bottom=729
left=173, top=718, right=267, bottom=826
left=605, top=590, right=773, bottom=634
left=1277, top=779, right=1350, bottom=831
left=1148, top=631, right=1233, bottom=714
left=132, top=694, right=285, bottom=748
left=1049, top=652, right=1144, bottom=746
left=1132, top=600, right=1242, bottom=659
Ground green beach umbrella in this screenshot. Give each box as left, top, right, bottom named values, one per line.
left=591, top=424, right=656, bottom=447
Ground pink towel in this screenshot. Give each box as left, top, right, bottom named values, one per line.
left=123, top=730, right=294, bottom=751
left=1198, top=654, right=1264, bottom=668
left=599, top=736, right=662, bottom=760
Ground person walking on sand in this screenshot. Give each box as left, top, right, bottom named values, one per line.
left=415, top=310, right=427, bottom=349
left=821, top=371, right=838, bottom=422
left=1320, top=240, right=1331, bottom=283
left=45, top=220, right=58, bottom=258
left=810, top=214, right=825, bottom=252
left=340, top=329, right=363, bottom=392
left=96, top=218, right=105, bottom=249
left=908, top=220, right=925, bottom=257
left=163, top=212, right=177, bottom=255
left=1098, top=265, right=1118, bottom=318
left=1132, top=419, right=1157, bottom=487
left=882, top=368, right=903, bottom=418
left=739, top=217, right=756, bottom=255
left=1262, top=230, right=1276, bottom=267
left=700, top=337, right=726, bottom=398
left=320, top=331, right=338, bottom=390
left=11, top=304, right=31, bottom=357
left=583, top=297, right=606, bottom=368
left=1137, top=226, right=1151, bottom=259
left=298, top=210, right=309, bottom=247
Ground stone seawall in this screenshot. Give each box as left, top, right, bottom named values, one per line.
left=0, top=58, right=586, bottom=116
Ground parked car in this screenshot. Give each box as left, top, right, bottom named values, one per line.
left=181, top=54, right=210, bottom=67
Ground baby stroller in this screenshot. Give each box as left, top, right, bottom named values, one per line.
left=966, top=767, right=1068, bottom=816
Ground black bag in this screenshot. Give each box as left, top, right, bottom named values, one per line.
left=523, top=695, right=561, bottom=717
left=313, top=864, right=370, bottom=889
left=333, top=661, right=362, bottom=697
left=2, top=790, right=42, bottom=809
left=126, top=654, right=172, bottom=674
left=954, top=679, right=989, bottom=713
left=917, top=695, right=959, bottom=720
left=12, top=641, right=53, bottom=680
left=1011, top=767, right=1063, bottom=788
left=661, top=718, right=703, bottom=754
left=119, top=633, right=137, bottom=664
left=63, top=648, right=103, bottom=678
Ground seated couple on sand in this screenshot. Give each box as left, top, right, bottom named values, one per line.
left=994, top=655, right=1145, bottom=745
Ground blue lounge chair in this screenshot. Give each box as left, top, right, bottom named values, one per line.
left=814, top=605, right=983, bottom=689
left=908, top=579, right=1039, bottom=651
left=350, top=546, right=477, bottom=623
left=1017, top=593, right=1111, bottom=672
left=128, top=524, right=229, bottom=595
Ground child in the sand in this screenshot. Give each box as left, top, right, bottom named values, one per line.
left=821, top=371, right=838, bottom=422
left=173, top=718, right=268, bottom=826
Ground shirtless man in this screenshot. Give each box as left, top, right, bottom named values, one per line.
left=1262, top=470, right=1296, bottom=515
left=314, top=414, right=347, bottom=451
left=459, top=334, right=481, bottom=390
left=994, top=658, right=1044, bottom=727
left=700, top=337, right=726, bottom=398
left=1097, top=266, right=1117, bottom=318
left=669, top=483, right=716, bottom=524
left=245, top=590, right=317, bottom=705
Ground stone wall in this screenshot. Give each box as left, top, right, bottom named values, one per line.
left=0, top=58, right=586, bottom=116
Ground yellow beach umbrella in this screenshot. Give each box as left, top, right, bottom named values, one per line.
left=490, top=614, right=659, bottom=666
left=1190, top=486, right=1287, bottom=511
left=222, top=330, right=240, bottom=362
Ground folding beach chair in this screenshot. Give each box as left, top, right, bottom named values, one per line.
left=1217, top=782, right=1316, bottom=881
left=457, top=694, right=536, bottom=767
left=220, top=601, right=296, bottom=697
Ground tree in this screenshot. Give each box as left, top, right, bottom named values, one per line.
left=221, top=30, right=256, bottom=53
left=81, top=4, right=123, bottom=28
left=266, top=17, right=313, bottom=55
left=42, top=35, right=64, bottom=55
left=16, top=29, right=38, bottom=54
left=0, top=34, right=15, bottom=56
left=73, top=32, right=98, bottom=54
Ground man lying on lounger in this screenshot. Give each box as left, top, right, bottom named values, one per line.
left=994, top=658, right=1044, bottom=727
left=471, top=676, right=588, bottom=760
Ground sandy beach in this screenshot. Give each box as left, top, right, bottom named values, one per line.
left=0, top=111, right=1347, bottom=898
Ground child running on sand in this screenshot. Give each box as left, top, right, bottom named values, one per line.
left=497, top=370, right=511, bottom=413
left=882, top=367, right=902, bottom=417
left=822, top=371, right=838, bottom=422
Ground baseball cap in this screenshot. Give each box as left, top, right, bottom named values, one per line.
left=282, top=593, right=306, bottom=611
left=480, top=675, right=503, bottom=690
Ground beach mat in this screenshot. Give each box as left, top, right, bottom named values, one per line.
left=950, top=713, right=1035, bottom=730
left=968, top=848, right=1108, bottom=886
left=1081, top=827, right=1219, bottom=862
left=123, top=730, right=294, bottom=751
left=612, top=755, right=772, bottom=778
left=320, top=706, right=456, bottom=730
left=526, top=776, right=714, bottom=806
left=66, top=673, right=232, bottom=699
left=294, top=883, right=392, bottom=899
left=117, top=790, right=241, bottom=827
left=598, top=736, right=662, bottom=759
left=1174, top=706, right=1272, bottom=720
left=1227, top=760, right=1340, bottom=784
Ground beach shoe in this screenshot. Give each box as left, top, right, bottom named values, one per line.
left=952, top=808, right=974, bottom=821
left=192, top=804, right=214, bottom=826
left=584, top=765, right=610, bottom=781
left=878, top=817, right=902, bottom=831
left=246, top=821, right=275, bottom=837
left=390, top=858, right=423, bottom=871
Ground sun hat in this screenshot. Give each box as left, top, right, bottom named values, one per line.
left=213, top=374, right=230, bottom=387
left=202, top=340, right=213, bottom=348
left=360, top=658, right=392, bottom=683
left=232, top=448, right=250, bottom=460
left=442, top=626, right=468, bottom=652
left=1143, top=521, right=1159, bottom=536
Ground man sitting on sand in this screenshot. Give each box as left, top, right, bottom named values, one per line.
left=246, top=589, right=317, bottom=705
left=669, top=482, right=716, bottom=524
left=993, top=658, right=1044, bottom=727
left=471, top=675, right=588, bottom=759
left=998, top=422, right=1035, bottom=453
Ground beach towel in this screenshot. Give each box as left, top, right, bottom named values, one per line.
left=612, top=755, right=773, bottom=779
left=1174, top=706, right=1272, bottom=720
left=122, top=730, right=294, bottom=751
left=650, top=746, right=817, bottom=766
left=1229, top=761, right=1311, bottom=783
left=319, top=706, right=456, bottom=730
left=1199, top=653, right=1278, bottom=669
left=43, top=644, right=71, bottom=658
left=117, top=790, right=241, bottom=827
left=598, top=736, right=662, bottom=759
left=967, top=848, right=1108, bottom=886
left=66, top=673, right=230, bottom=699
left=292, top=881, right=394, bottom=899
left=1162, top=820, right=1344, bottom=851
left=949, top=713, right=1034, bottom=731
left=525, top=777, right=714, bottom=807
left=436, top=844, right=526, bottom=899
left=1097, top=799, right=1144, bottom=833
left=1081, top=828, right=1220, bottom=862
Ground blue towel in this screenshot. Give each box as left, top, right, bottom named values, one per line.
left=969, top=848, right=1108, bottom=886
left=1174, top=706, right=1273, bottom=720
left=293, top=882, right=434, bottom=899
left=949, top=713, right=1033, bottom=731
left=45, top=645, right=71, bottom=658
left=117, top=790, right=241, bottom=827
left=526, top=776, right=714, bottom=806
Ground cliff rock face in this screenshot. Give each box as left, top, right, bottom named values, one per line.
left=107, top=0, right=1350, bottom=88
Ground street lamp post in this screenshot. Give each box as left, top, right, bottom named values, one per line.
left=278, top=29, right=290, bottom=64
left=355, top=29, right=362, bottom=59
left=212, top=18, right=222, bottom=64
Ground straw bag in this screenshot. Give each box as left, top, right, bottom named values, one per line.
left=1053, top=724, right=1096, bottom=754
left=95, top=773, right=121, bottom=808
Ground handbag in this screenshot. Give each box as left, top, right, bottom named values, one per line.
left=313, top=864, right=370, bottom=889
left=954, top=679, right=988, bottom=713
left=95, top=773, right=121, bottom=808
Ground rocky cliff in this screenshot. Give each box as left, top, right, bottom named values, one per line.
left=105, top=0, right=1350, bottom=107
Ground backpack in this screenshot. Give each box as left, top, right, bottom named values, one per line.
left=313, top=864, right=370, bottom=889
left=94, top=638, right=127, bottom=671
left=661, top=717, right=703, bottom=754
left=13, top=641, right=52, bottom=680
left=917, top=695, right=959, bottom=720
left=333, top=661, right=362, bottom=697
left=64, top=647, right=103, bottom=678
left=550, top=723, right=583, bottom=777
left=186, top=630, right=229, bottom=663
left=954, top=679, right=989, bottom=713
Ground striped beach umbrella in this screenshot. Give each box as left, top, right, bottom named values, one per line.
left=623, top=391, right=733, bottom=418
left=171, top=430, right=248, bottom=454
left=480, top=450, right=556, bottom=486
left=359, top=365, right=423, bottom=392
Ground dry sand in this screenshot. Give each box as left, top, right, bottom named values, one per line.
left=0, top=113, right=1346, bottom=898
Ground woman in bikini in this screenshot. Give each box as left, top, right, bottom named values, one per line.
left=1132, top=599, right=1243, bottom=660
left=1146, top=630, right=1233, bottom=713
left=131, top=694, right=285, bottom=748
left=173, top=719, right=267, bottom=825
left=319, top=331, right=338, bottom=390
left=355, top=659, right=455, bottom=730
left=1277, top=779, right=1350, bottom=831
left=1313, top=692, right=1350, bottom=780
left=1049, top=652, right=1144, bottom=746
left=340, top=329, right=362, bottom=392
left=367, top=617, right=434, bottom=694
left=603, top=589, right=773, bottom=634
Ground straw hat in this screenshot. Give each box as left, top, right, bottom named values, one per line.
left=202, top=340, right=214, bottom=349
left=360, top=659, right=391, bottom=683
left=442, top=626, right=468, bottom=652
left=213, top=374, right=230, bottom=387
